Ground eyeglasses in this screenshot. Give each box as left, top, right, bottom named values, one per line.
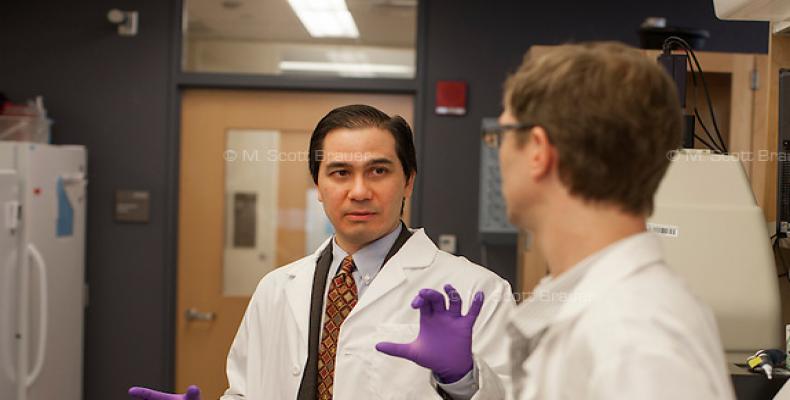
left=481, top=120, right=535, bottom=149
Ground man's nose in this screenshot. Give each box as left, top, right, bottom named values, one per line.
left=349, top=175, right=373, bottom=201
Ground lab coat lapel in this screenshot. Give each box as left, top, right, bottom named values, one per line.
left=284, top=237, right=332, bottom=346
left=349, top=228, right=437, bottom=316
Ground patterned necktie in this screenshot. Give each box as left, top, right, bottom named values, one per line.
left=317, top=255, right=358, bottom=400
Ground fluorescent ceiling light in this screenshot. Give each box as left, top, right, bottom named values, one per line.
left=287, top=0, right=360, bottom=38
left=279, top=61, right=413, bottom=76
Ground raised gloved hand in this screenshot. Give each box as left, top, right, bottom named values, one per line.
left=375, top=284, right=484, bottom=383
left=128, top=385, right=201, bottom=400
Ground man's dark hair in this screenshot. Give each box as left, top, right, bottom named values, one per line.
left=308, top=104, right=418, bottom=184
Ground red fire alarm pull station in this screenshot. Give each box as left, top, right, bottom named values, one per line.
left=435, top=80, right=467, bottom=116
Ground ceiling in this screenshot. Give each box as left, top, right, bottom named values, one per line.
left=185, top=0, right=418, bottom=48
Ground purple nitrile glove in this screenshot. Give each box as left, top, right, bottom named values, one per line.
left=375, top=284, right=484, bottom=384
left=128, top=385, right=201, bottom=400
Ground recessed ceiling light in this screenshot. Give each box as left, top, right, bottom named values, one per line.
left=287, top=0, right=360, bottom=38
left=279, top=61, right=413, bottom=76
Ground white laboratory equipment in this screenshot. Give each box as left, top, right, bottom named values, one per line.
left=649, top=149, right=783, bottom=364
left=0, top=142, right=87, bottom=400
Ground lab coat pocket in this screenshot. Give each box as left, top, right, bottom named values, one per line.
left=367, top=324, right=439, bottom=399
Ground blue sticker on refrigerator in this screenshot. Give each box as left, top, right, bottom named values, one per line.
left=56, top=177, right=73, bottom=237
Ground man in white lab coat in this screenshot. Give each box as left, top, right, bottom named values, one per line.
left=377, top=42, right=736, bottom=399
left=129, top=104, right=514, bottom=400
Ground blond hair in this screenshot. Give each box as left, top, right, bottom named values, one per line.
left=505, top=41, right=682, bottom=215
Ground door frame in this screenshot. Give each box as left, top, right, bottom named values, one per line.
left=161, top=0, right=429, bottom=390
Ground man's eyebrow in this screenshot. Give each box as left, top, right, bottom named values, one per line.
left=324, top=158, right=394, bottom=170
left=325, top=161, right=352, bottom=170
left=366, top=158, right=395, bottom=166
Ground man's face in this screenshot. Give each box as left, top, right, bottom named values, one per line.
left=316, top=127, right=414, bottom=250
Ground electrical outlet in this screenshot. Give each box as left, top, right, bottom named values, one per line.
left=438, top=234, right=457, bottom=254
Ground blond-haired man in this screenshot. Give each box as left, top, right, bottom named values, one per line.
left=377, top=42, right=736, bottom=399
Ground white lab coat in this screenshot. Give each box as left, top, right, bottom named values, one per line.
left=222, top=228, right=514, bottom=400
left=473, top=232, right=736, bottom=400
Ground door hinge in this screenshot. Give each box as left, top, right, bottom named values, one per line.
left=751, top=69, right=760, bottom=91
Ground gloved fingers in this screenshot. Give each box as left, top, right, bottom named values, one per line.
left=465, top=291, right=485, bottom=320
left=184, top=385, right=201, bottom=400
left=419, top=288, right=447, bottom=314
left=444, top=284, right=462, bottom=316
left=412, top=292, right=433, bottom=320
left=410, top=293, right=424, bottom=309
left=128, top=387, right=167, bottom=400
left=375, top=341, right=413, bottom=360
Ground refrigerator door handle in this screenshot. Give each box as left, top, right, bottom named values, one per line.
left=24, top=244, right=47, bottom=387
left=1, top=249, right=16, bottom=382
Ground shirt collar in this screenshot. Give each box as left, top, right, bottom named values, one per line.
left=509, top=231, right=662, bottom=339
left=331, top=223, right=403, bottom=276
left=507, top=244, right=602, bottom=340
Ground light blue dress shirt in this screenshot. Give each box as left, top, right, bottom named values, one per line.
left=324, top=223, right=403, bottom=300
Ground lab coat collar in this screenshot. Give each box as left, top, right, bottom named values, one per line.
left=283, top=226, right=433, bottom=280
left=282, top=228, right=437, bottom=342
left=510, top=232, right=663, bottom=339
left=348, top=228, right=436, bottom=316
left=556, top=232, right=663, bottom=321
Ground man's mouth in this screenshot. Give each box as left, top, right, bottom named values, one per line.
left=346, top=211, right=376, bottom=221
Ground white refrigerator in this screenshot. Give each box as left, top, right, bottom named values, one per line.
left=0, top=142, right=87, bottom=400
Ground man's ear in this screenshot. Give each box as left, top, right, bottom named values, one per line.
left=404, top=171, right=416, bottom=198
left=316, top=184, right=324, bottom=203
left=527, top=126, right=555, bottom=180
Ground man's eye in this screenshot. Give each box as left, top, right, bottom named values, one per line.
left=373, top=167, right=388, bottom=175
left=332, top=170, right=349, bottom=177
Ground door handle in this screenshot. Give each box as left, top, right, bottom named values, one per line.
left=185, top=308, right=215, bottom=322
left=2, top=249, right=16, bottom=382
left=26, top=243, right=48, bottom=387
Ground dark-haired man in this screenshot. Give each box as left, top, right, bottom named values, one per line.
left=130, top=104, right=514, bottom=400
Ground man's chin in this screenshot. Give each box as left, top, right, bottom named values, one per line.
left=338, top=224, right=385, bottom=243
